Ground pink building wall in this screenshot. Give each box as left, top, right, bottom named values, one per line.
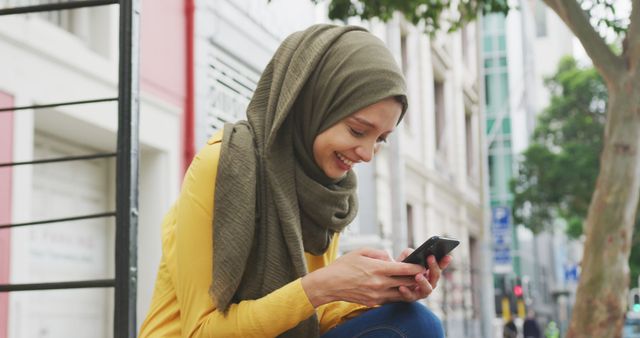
left=140, top=0, right=189, bottom=172
left=140, top=0, right=187, bottom=109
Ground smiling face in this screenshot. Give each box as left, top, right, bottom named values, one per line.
left=312, top=97, right=403, bottom=180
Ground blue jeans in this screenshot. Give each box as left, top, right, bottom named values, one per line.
left=320, top=302, right=445, bottom=338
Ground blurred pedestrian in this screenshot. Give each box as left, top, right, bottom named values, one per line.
left=523, top=310, right=541, bottom=338
left=504, top=314, right=518, bottom=338
left=545, top=321, right=559, bottom=338
left=138, top=24, right=452, bottom=338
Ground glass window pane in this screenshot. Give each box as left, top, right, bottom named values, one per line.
left=483, top=36, right=494, bottom=52
left=499, top=72, right=509, bottom=105
left=505, top=154, right=514, bottom=180
left=9, top=289, right=113, bottom=338
left=487, top=118, right=495, bottom=134
left=485, top=58, right=494, bottom=68
left=498, top=35, right=506, bottom=51
left=496, top=14, right=506, bottom=31
left=489, top=155, right=496, bottom=189
left=484, top=74, right=493, bottom=107
left=502, top=118, right=511, bottom=134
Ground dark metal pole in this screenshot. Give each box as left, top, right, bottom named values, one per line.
left=0, top=0, right=118, bottom=16
left=0, top=279, right=115, bottom=292
left=0, top=152, right=116, bottom=167
left=0, top=211, right=116, bottom=229
left=0, top=97, right=117, bottom=113
left=115, top=0, right=140, bottom=336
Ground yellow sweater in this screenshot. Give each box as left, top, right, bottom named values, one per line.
left=139, top=131, right=368, bottom=337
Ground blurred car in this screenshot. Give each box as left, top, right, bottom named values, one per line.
left=624, top=316, right=640, bottom=338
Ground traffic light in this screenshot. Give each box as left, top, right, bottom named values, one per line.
left=513, top=277, right=526, bottom=318
left=513, top=284, right=523, bottom=298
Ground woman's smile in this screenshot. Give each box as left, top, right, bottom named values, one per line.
left=336, top=152, right=355, bottom=171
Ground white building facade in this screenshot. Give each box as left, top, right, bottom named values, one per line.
left=1, top=1, right=491, bottom=337
left=0, top=2, right=184, bottom=336
left=336, top=16, right=490, bottom=338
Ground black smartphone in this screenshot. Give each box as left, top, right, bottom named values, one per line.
left=402, top=235, right=460, bottom=268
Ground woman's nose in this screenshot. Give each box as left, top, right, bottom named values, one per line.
left=355, top=142, right=375, bottom=162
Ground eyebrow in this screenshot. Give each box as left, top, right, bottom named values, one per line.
left=351, top=116, right=393, bottom=134
left=352, top=116, right=376, bottom=128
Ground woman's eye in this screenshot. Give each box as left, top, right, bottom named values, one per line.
left=376, top=137, right=388, bottom=144
left=349, top=127, right=365, bottom=137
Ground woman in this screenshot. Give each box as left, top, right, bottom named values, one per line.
left=139, top=24, right=451, bottom=338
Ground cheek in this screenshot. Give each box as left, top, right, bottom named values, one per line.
left=312, top=137, right=327, bottom=165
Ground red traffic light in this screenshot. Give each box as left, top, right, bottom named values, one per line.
left=513, top=285, right=523, bottom=297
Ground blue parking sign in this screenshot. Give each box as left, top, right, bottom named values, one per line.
left=492, top=206, right=510, bottom=230
left=492, top=206, right=512, bottom=273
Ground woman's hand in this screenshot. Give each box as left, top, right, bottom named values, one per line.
left=301, top=248, right=426, bottom=307
left=394, top=248, right=453, bottom=302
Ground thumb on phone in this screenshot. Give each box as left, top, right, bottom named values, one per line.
left=396, top=248, right=414, bottom=262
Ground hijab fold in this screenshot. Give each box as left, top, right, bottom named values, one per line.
left=210, top=24, right=407, bottom=337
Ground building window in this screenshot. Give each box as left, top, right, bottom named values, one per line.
left=465, top=112, right=475, bottom=177
left=488, top=154, right=496, bottom=190
left=461, top=25, right=469, bottom=71
left=400, top=32, right=410, bottom=126
left=535, top=0, right=548, bottom=37
left=406, top=203, right=414, bottom=249
left=434, top=79, right=445, bottom=152
left=469, top=237, right=481, bottom=318
left=401, top=33, right=409, bottom=77
left=23, top=0, right=113, bottom=56
left=201, top=46, right=260, bottom=141
left=39, top=4, right=74, bottom=32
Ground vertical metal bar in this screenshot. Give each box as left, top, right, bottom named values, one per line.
left=115, top=0, right=140, bottom=336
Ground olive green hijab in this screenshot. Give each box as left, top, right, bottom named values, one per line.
left=210, top=24, right=407, bottom=337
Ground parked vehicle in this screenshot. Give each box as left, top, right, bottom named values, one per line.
left=624, top=315, right=640, bottom=338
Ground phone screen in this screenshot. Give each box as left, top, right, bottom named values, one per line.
left=402, top=236, right=460, bottom=268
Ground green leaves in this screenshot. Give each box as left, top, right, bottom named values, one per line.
left=321, top=0, right=510, bottom=34
left=511, top=56, right=606, bottom=237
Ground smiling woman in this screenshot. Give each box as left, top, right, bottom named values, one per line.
left=139, top=24, right=451, bottom=338
left=312, top=97, right=403, bottom=179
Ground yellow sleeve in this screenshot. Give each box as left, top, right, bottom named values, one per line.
left=306, top=235, right=371, bottom=335
left=317, top=301, right=370, bottom=334
left=174, top=132, right=315, bottom=338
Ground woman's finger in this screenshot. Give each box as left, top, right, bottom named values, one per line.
left=439, top=255, right=453, bottom=270
left=376, top=259, right=425, bottom=277
left=415, top=273, right=434, bottom=298
left=397, top=274, right=433, bottom=301
left=359, top=247, right=394, bottom=262
left=426, top=255, right=441, bottom=288
left=386, top=275, right=419, bottom=288
left=398, top=285, right=416, bottom=301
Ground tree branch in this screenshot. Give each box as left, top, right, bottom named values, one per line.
left=626, top=0, right=640, bottom=75
left=542, top=0, right=624, bottom=84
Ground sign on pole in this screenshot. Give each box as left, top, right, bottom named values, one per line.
left=492, top=206, right=512, bottom=274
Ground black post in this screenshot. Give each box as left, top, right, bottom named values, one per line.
left=115, top=0, right=140, bottom=336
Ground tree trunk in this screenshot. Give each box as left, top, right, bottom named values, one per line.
left=567, top=75, right=640, bottom=337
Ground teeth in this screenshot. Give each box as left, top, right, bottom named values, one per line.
left=337, top=152, right=353, bottom=166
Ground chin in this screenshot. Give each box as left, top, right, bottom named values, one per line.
left=327, top=170, right=348, bottom=180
